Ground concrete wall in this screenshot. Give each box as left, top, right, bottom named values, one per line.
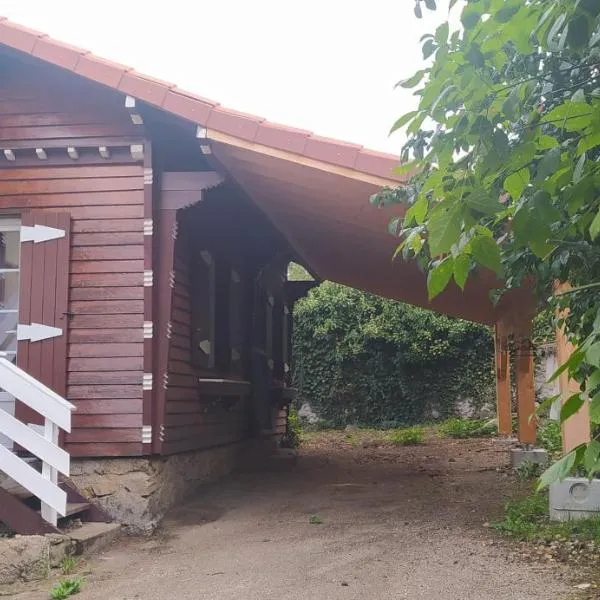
left=69, top=438, right=279, bottom=534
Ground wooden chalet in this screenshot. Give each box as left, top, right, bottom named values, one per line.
left=0, top=18, right=582, bottom=535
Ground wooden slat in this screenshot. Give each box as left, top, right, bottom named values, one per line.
left=71, top=232, right=144, bottom=246
left=0, top=177, right=142, bottom=196
left=70, top=300, right=144, bottom=315
left=70, top=260, right=143, bottom=274
left=66, top=428, right=140, bottom=443
left=72, top=219, right=143, bottom=233
left=0, top=165, right=142, bottom=180
left=71, top=246, right=144, bottom=260
left=38, top=205, right=144, bottom=220
left=70, top=287, right=144, bottom=301
left=68, top=370, right=143, bottom=385
left=72, top=399, right=143, bottom=415
left=68, top=344, right=143, bottom=358
left=67, top=443, right=143, bottom=457
left=68, top=385, right=141, bottom=399
left=70, top=273, right=143, bottom=288
left=70, top=314, right=143, bottom=329
left=68, top=357, right=143, bottom=372
left=68, top=328, right=143, bottom=343
left=72, top=414, right=141, bottom=428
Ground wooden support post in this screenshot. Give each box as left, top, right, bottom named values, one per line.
left=494, top=322, right=512, bottom=437
left=515, top=325, right=537, bottom=446
left=554, top=283, right=591, bottom=453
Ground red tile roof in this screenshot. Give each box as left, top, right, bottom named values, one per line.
left=0, top=17, right=402, bottom=182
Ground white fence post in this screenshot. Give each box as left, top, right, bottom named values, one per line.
left=40, top=418, right=59, bottom=526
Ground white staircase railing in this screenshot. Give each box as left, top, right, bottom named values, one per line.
left=0, top=353, right=75, bottom=527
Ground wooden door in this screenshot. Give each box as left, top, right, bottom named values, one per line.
left=15, top=211, right=71, bottom=427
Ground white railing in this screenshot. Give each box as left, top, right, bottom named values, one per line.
left=0, top=354, right=75, bottom=527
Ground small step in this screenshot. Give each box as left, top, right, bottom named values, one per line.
left=68, top=522, right=121, bottom=555
left=64, top=502, right=91, bottom=517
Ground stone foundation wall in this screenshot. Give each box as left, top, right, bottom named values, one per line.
left=69, top=439, right=275, bottom=535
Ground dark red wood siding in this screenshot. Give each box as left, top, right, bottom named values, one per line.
left=0, top=53, right=146, bottom=457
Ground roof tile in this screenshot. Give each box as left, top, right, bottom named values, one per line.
left=303, top=135, right=362, bottom=169
left=0, top=20, right=46, bottom=54
left=255, top=122, right=310, bottom=154
left=207, top=107, right=263, bottom=142
left=32, top=37, right=88, bottom=71
left=74, top=54, right=130, bottom=88
left=118, top=71, right=174, bottom=107
left=354, top=149, right=402, bottom=181
left=162, top=88, right=218, bottom=125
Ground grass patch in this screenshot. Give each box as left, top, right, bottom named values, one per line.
left=494, top=489, right=600, bottom=544
left=438, top=418, right=496, bottom=439
left=50, top=577, right=84, bottom=599
left=308, top=515, right=324, bottom=525
left=388, top=426, right=425, bottom=446
left=60, top=557, right=80, bottom=576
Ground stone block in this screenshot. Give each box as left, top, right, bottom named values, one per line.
left=550, top=477, right=600, bottom=521
left=0, top=535, right=49, bottom=585
left=510, top=448, right=549, bottom=469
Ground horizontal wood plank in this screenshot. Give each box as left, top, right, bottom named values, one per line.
left=71, top=399, right=143, bottom=415
left=68, top=370, right=143, bottom=385
left=68, top=328, right=143, bottom=344
left=70, top=300, right=144, bottom=315
left=70, top=287, right=144, bottom=301
left=68, top=385, right=141, bottom=399
left=68, top=343, right=143, bottom=358
left=72, top=219, right=143, bottom=233
left=68, top=357, right=143, bottom=372
left=70, top=314, right=143, bottom=329
left=71, top=273, right=143, bottom=288
left=71, top=232, right=144, bottom=246
left=67, top=443, right=143, bottom=457
left=72, top=414, right=142, bottom=428
left=71, top=246, right=144, bottom=261
left=0, top=177, right=142, bottom=196
left=0, top=165, right=142, bottom=180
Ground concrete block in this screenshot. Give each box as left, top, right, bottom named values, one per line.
left=68, top=522, right=121, bottom=555
left=550, top=477, right=600, bottom=521
left=510, top=448, right=549, bottom=469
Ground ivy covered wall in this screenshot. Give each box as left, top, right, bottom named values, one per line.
left=292, top=282, right=495, bottom=427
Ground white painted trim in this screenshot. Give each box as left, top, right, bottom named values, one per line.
left=98, top=146, right=111, bottom=159
left=3, top=149, right=15, bottom=161
left=20, top=224, right=65, bottom=244
left=131, top=113, right=144, bottom=125
left=0, top=356, right=75, bottom=431
left=143, top=218, right=153, bottom=236
left=196, top=126, right=207, bottom=139
left=144, top=270, right=153, bottom=287
left=130, top=144, right=144, bottom=160
left=67, top=147, right=79, bottom=160
left=35, top=148, right=47, bottom=160
left=200, top=144, right=212, bottom=155
left=141, top=425, right=152, bottom=444
left=0, top=410, right=69, bottom=475
left=143, top=168, right=153, bottom=185
left=17, top=323, right=63, bottom=343
left=0, top=444, right=67, bottom=516
left=143, top=321, right=153, bottom=339
left=125, top=95, right=136, bottom=108
left=142, top=373, right=153, bottom=390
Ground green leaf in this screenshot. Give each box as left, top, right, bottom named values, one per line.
left=495, top=5, right=520, bottom=23
left=390, top=111, right=419, bottom=134
left=435, top=22, right=449, bottom=45
left=583, top=440, right=600, bottom=475
left=388, top=217, right=401, bottom=236
left=471, top=235, right=502, bottom=274
left=541, top=101, right=592, bottom=131
left=548, top=348, right=584, bottom=383
left=427, top=257, right=454, bottom=301
left=538, top=449, right=578, bottom=489
left=586, top=343, right=600, bottom=368
left=414, top=2, right=423, bottom=19
left=590, top=209, right=600, bottom=241
left=590, top=392, right=600, bottom=423
left=538, top=135, right=559, bottom=150
left=466, top=191, right=503, bottom=215
left=453, top=253, right=470, bottom=290
left=577, top=131, right=600, bottom=155
left=559, top=393, right=584, bottom=422
left=428, top=204, right=463, bottom=256
left=573, top=152, right=586, bottom=183
left=461, top=4, right=482, bottom=30
left=412, top=197, right=428, bottom=225
left=504, top=168, right=530, bottom=201
left=424, top=0, right=436, bottom=10
left=536, top=148, right=561, bottom=181
left=396, top=71, right=428, bottom=89
left=422, top=39, right=436, bottom=59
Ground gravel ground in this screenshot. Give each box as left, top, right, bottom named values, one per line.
left=11, top=432, right=574, bottom=600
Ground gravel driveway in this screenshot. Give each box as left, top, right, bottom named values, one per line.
left=13, top=433, right=572, bottom=599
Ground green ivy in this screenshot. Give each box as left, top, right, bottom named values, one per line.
left=292, top=282, right=494, bottom=427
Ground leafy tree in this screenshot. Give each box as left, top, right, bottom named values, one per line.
left=376, top=0, right=600, bottom=483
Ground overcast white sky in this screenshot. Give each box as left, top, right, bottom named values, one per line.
left=0, top=0, right=450, bottom=154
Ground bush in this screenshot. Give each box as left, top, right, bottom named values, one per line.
left=389, top=427, right=425, bottom=446
left=537, top=421, right=562, bottom=455
left=438, top=418, right=497, bottom=439
left=281, top=408, right=302, bottom=449
left=292, top=283, right=494, bottom=428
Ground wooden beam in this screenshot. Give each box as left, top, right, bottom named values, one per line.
left=554, top=282, right=591, bottom=452
left=494, top=321, right=512, bottom=437
left=208, top=129, right=399, bottom=188
left=515, top=324, right=537, bottom=445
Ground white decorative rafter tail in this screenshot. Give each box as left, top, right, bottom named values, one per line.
left=142, top=373, right=153, bottom=391
left=143, top=219, right=153, bottom=236
left=144, top=270, right=153, bottom=287
left=143, top=321, right=153, bottom=339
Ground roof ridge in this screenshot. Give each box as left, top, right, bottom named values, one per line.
left=0, top=17, right=403, bottom=181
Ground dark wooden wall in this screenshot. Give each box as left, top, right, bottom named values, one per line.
left=0, top=51, right=146, bottom=457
